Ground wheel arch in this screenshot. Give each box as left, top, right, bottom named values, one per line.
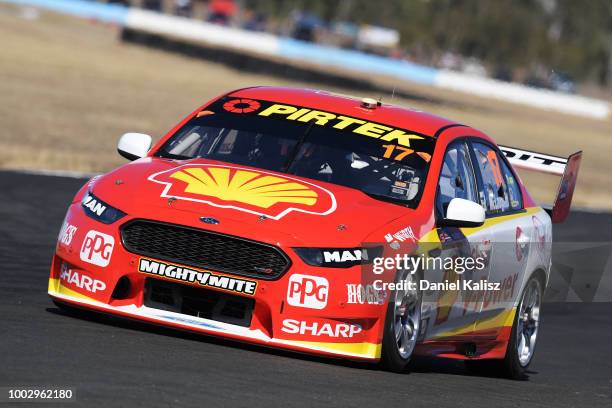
left=529, top=267, right=548, bottom=290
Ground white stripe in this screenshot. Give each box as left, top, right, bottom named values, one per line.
left=125, top=9, right=280, bottom=56
left=499, top=146, right=567, bottom=176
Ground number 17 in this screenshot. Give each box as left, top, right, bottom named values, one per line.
left=382, top=144, right=414, bottom=161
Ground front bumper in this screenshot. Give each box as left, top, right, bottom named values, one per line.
left=49, top=203, right=387, bottom=361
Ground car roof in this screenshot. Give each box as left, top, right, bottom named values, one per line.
left=230, top=86, right=460, bottom=137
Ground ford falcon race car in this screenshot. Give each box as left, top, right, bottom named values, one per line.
left=49, top=87, right=581, bottom=378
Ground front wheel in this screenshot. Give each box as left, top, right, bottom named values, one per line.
left=381, top=270, right=422, bottom=373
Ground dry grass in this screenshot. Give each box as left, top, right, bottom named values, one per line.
left=1, top=4, right=610, bottom=209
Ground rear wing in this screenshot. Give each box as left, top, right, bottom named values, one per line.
left=499, top=146, right=582, bottom=224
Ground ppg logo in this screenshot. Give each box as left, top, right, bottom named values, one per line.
left=287, top=274, right=328, bottom=309
left=80, top=230, right=115, bottom=267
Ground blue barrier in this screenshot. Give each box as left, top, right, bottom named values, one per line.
left=278, top=38, right=438, bottom=86
left=3, top=0, right=128, bottom=23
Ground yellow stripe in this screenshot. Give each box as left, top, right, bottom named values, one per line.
left=476, top=307, right=516, bottom=331
left=48, top=278, right=99, bottom=303
left=431, top=307, right=516, bottom=339
left=460, top=207, right=541, bottom=235
left=280, top=340, right=382, bottom=359
left=419, top=228, right=440, bottom=243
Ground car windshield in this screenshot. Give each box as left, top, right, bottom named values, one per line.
left=155, top=96, right=436, bottom=208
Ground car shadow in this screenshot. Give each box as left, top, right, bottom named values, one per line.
left=46, top=305, right=535, bottom=380
left=46, top=305, right=377, bottom=371
left=410, top=355, right=537, bottom=380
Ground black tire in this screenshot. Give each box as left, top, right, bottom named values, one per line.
left=381, top=270, right=422, bottom=373
left=466, top=275, right=543, bottom=380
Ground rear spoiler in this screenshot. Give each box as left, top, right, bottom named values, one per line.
left=499, top=146, right=582, bottom=224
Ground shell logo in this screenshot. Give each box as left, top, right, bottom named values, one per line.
left=148, top=164, right=336, bottom=220
left=172, top=167, right=317, bottom=208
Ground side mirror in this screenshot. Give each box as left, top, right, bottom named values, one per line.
left=439, top=198, right=485, bottom=228
left=117, top=133, right=152, bottom=161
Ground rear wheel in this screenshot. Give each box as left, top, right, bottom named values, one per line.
left=505, top=276, right=542, bottom=378
left=466, top=275, right=542, bottom=379
left=381, top=270, right=421, bottom=373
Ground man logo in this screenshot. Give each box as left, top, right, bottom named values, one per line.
left=323, top=249, right=362, bottom=263
left=149, top=164, right=336, bottom=220
left=82, top=193, right=106, bottom=216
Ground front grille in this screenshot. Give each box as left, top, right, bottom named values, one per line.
left=144, top=278, right=255, bottom=327
left=121, top=219, right=290, bottom=279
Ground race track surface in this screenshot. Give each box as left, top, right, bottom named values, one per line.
left=1, top=171, right=611, bottom=407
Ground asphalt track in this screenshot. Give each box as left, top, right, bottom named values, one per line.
left=1, top=171, right=611, bottom=408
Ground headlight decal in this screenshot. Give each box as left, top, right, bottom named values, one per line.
left=81, top=191, right=126, bottom=224
left=293, top=246, right=383, bottom=268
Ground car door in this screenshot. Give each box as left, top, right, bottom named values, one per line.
left=468, top=140, right=532, bottom=338
left=422, top=139, right=494, bottom=341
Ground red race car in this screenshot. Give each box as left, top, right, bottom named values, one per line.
left=49, top=87, right=581, bottom=377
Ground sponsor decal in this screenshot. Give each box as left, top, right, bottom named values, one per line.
left=257, top=103, right=424, bottom=148
left=532, top=216, right=546, bottom=252
left=437, top=227, right=467, bottom=245
left=384, top=225, right=417, bottom=244
left=295, top=247, right=380, bottom=268
left=515, top=226, right=528, bottom=262
left=81, top=191, right=126, bottom=224
left=80, top=230, right=114, bottom=267
left=60, top=263, right=106, bottom=293
left=323, top=249, right=362, bottom=263
left=138, top=259, right=257, bottom=296
left=482, top=273, right=518, bottom=308
left=462, top=272, right=519, bottom=313
left=148, top=164, right=336, bottom=220
left=281, top=319, right=362, bottom=338
left=346, top=284, right=386, bottom=305
left=82, top=192, right=107, bottom=217
left=223, top=98, right=261, bottom=114
left=499, top=146, right=567, bottom=174
left=286, top=274, right=328, bottom=309
left=58, top=222, right=77, bottom=246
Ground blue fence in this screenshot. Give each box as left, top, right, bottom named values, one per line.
left=4, top=0, right=128, bottom=23
left=278, top=39, right=438, bottom=86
